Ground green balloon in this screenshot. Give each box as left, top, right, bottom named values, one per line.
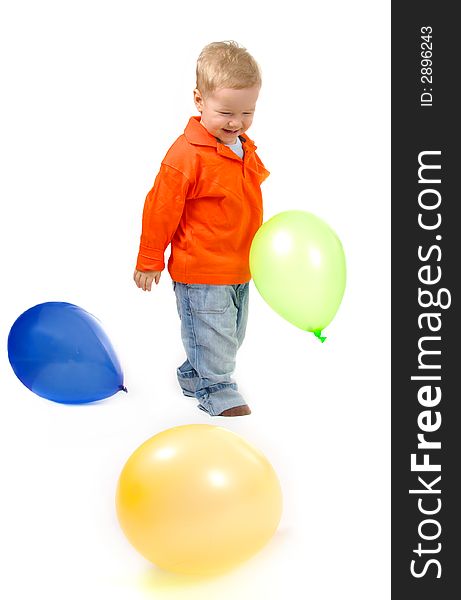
left=249, top=210, right=346, bottom=341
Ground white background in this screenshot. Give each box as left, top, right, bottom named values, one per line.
left=0, top=1, right=390, bottom=598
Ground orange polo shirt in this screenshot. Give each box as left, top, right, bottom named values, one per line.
left=136, top=116, right=269, bottom=284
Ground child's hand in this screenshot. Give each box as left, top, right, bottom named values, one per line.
left=133, top=269, right=161, bottom=291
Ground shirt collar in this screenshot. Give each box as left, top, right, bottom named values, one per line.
left=184, top=116, right=257, bottom=153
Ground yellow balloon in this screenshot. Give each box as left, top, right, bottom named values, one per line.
left=116, top=424, right=282, bottom=575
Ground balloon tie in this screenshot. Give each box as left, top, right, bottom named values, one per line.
left=312, top=329, right=327, bottom=343
left=119, top=385, right=128, bottom=393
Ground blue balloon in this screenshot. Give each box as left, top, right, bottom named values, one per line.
left=8, top=302, right=127, bottom=404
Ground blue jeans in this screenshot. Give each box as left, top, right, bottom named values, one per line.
left=173, top=282, right=249, bottom=416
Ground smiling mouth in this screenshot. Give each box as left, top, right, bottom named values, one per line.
left=223, top=128, right=239, bottom=134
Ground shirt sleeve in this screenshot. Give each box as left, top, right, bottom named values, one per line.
left=254, top=152, right=270, bottom=184
left=136, top=164, right=190, bottom=271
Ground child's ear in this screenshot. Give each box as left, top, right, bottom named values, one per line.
left=193, top=88, right=203, bottom=112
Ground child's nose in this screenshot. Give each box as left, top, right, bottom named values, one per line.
left=228, top=117, right=241, bottom=128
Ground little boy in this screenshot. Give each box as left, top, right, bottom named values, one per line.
left=134, top=41, right=269, bottom=417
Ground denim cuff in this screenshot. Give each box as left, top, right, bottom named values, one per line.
left=195, top=381, right=238, bottom=400
left=197, top=384, right=246, bottom=416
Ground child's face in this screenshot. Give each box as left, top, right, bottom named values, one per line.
left=194, top=86, right=260, bottom=145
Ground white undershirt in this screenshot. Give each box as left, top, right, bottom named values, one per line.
left=224, top=136, right=244, bottom=159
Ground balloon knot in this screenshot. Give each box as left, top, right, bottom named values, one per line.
left=313, top=330, right=327, bottom=343
left=120, top=385, right=128, bottom=393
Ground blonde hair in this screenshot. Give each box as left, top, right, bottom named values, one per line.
left=196, top=41, right=262, bottom=96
